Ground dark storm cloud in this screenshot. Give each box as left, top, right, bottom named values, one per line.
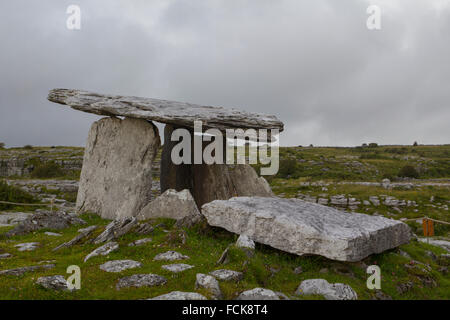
left=0, top=0, right=449, bottom=147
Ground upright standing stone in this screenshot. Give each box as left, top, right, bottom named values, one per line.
left=76, top=117, right=160, bottom=219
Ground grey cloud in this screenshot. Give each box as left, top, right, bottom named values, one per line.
left=0, top=0, right=449, bottom=147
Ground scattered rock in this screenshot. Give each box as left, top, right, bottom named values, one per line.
left=53, top=225, right=97, bottom=251
left=236, top=235, right=255, bottom=250
left=438, top=254, right=450, bottom=266
left=5, top=210, right=85, bottom=237
left=396, top=281, right=414, bottom=294
left=236, top=288, right=281, bottom=300
left=36, top=275, right=72, bottom=291
left=93, top=217, right=138, bottom=244
left=84, top=242, right=119, bottom=262
left=398, top=250, right=411, bottom=259
left=116, top=274, right=167, bottom=290
left=425, top=250, right=437, bottom=261
left=15, top=242, right=39, bottom=252
left=418, top=238, right=450, bottom=252
left=0, top=253, right=12, bottom=259
left=134, top=223, right=154, bottom=235
left=202, top=196, right=411, bottom=262
left=44, top=232, right=62, bottom=237
left=75, top=117, right=160, bottom=219
left=0, top=264, right=55, bottom=276
left=162, top=264, right=194, bottom=273
left=295, top=279, right=358, bottom=300
left=209, top=269, right=244, bottom=282
left=293, top=266, right=303, bottom=274
left=138, top=189, right=201, bottom=223
left=216, top=245, right=231, bottom=265
left=195, top=273, right=222, bottom=299
left=373, top=290, right=392, bottom=300
left=149, top=291, right=207, bottom=300
left=99, top=260, right=142, bottom=273
left=153, top=251, right=189, bottom=261
left=128, top=238, right=152, bottom=247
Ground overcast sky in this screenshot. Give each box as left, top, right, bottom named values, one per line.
left=0, top=0, right=449, bottom=147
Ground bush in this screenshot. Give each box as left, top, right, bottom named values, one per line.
left=0, top=142, right=5, bottom=149
left=398, top=165, right=419, bottom=178
left=368, top=143, right=378, bottom=148
left=0, top=180, right=37, bottom=210
left=413, top=141, right=418, bottom=146
left=30, top=161, right=64, bottom=178
left=277, top=158, right=298, bottom=178
left=23, top=145, right=33, bottom=150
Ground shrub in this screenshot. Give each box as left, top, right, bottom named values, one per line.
left=0, top=142, right=5, bottom=149
left=277, top=158, right=298, bottom=178
left=398, top=165, right=419, bottom=178
left=0, top=180, right=37, bottom=210
left=413, top=141, right=418, bottom=146
left=368, top=143, right=378, bottom=148
left=30, top=161, right=64, bottom=178
left=23, top=145, right=33, bottom=150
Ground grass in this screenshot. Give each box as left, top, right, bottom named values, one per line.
left=0, top=213, right=449, bottom=300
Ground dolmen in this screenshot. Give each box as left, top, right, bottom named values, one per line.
left=48, top=88, right=411, bottom=262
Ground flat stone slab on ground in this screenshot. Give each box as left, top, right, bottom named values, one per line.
left=236, top=288, right=282, bottom=300
left=202, top=196, right=411, bottom=262
left=84, top=242, right=119, bottom=262
left=99, top=260, right=142, bottom=273
left=36, top=275, right=72, bottom=291
left=0, top=253, right=12, bottom=259
left=161, top=264, right=194, bottom=273
left=418, top=238, right=450, bottom=252
left=116, top=274, right=167, bottom=290
left=45, top=232, right=62, bottom=237
left=48, top=88, right=284, bottom=133
left=0, top=264, right=55, bottom=276
left=209, top=269, right=244, bottom=282
left=15, top=242, right=39, bottom=251
left=295, top=279, right=358, bottom=300
left=153, top=251, right=190, bottom=261
left=128, top=238, right=152, bottom=247
left=149, top=291, right=207, bottom=300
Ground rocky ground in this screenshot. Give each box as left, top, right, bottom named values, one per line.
left=0, top=145, right=449, bottom=300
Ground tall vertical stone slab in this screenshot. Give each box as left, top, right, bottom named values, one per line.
left=76, top=117, right=160, bottom=219
left=160, top=124, right=273, bottom=208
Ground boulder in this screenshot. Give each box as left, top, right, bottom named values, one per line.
left=201, top=196, right=411, bottom=262
left=116, top=274, right=167, bottom=290
left=153, top=251, right=189, bottom=261
left=295, top=279, right=358, bottom=300
left=93, top=218, right=138, bottom=244
left=150, top=291, right=207, bottom=300
left=195, top=273, right=222, bottom=299
left=138, top=189, right=201, bottom=221
left=5, top=210, right=86, bottom=237
left=76, top=117, right=160, bottom=219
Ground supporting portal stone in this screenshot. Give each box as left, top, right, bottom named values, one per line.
left=160, top=124, right=273, bottom=208
left=76, top=117, right=160, bottom=219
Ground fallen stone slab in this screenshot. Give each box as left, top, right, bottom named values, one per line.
left=195, top=273, right=222, bottom=299
left=162, top=264, right=194, bottom=273
left=138, top=189, right=201, bottom=222
left=202, top=196, right=411, bottom=262
left=93, top=218, right=138, bottom=244
left=134, top=223, right=154, bottom=235
left=154, top=251, right=189, bottom=261
left=128, top=238, right=152, bottom=247
left=0, top=253, right=12, bottom=259
left=99, top=260, right=142, bottom=273
left=116, top=274, right=167, bottom=290
left=36, top=275, right=72, bottom=291
left=0, top=264, right=55, bottom=276
left=5, top=210, right=86, bottom=237
left=149, top=291, right=207, bottom=300
left=295, top=279, right=358, bottom=300
left=53, top=225, right=97, bottom=252
left=84, top=242, right=119, bottom=262
left=209, top=269, right=244, bottom=282
left=15, top=242, right=39, bottom=252
left=45, top=232, right=62, bottom=237
left=236, top=288, right=282, bottom=300
left=48, top=88, right=284, bottom=133
left=76, top=117, right=160, bottom=219
left=418, top=238, right=450, bottom=252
